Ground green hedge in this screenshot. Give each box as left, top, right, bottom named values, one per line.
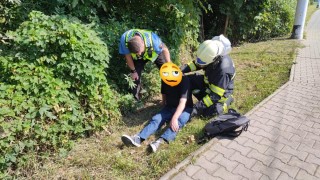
left=201, top=0, right=296, bottom=43
left=0, top=11, right=120, bottom=175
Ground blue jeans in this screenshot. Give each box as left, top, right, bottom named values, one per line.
left=138, top=106, right=193, bottom=142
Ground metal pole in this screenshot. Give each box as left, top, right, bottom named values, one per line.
left=291, top=0, right=309, bottom=39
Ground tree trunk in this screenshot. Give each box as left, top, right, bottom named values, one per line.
left=223, top=15, right=229, bottom=36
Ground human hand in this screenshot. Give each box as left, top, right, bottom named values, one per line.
left=131, top=72, right=139, bottom=81
left=170, top=119, right=179, bottom=132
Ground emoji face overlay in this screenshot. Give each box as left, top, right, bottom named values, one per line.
left=159, top=62, right=182, bottom=87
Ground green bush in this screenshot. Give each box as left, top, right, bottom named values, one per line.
left=0, top=11, right=120, bottom=176
left=201, top=0, right=296, bottom=43
left=251, top=0, right=295, bottom=40
left=159, top=1, right=201, bottom=60
left=97, top=18, right=133, bottom=94
left=0, top=0, right=59, bottom=34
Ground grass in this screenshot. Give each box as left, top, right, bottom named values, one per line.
left=307, top=2, right=318, bottom=21
left=232, top=37, right=302, bottom=113
left=21, top=36, right=300, bottom=180
left=18, top=5, right=318, bottom=180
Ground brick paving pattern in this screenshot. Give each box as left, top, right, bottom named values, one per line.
left=161, top=10, right=320, bottom=180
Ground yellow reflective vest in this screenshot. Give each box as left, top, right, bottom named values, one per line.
left=125, top=29, right=159, bottom=62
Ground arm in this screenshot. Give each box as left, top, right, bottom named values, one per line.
left=170, top=98, right=187, bottom=132
left=161, top=94, right=166, bottom=106
left=152, top=32, right=171, bottom=62
left=193, top=73, right=231, bottom=116
left=180, top=61, right=200, bottom=74
left=161, top=43, right=171, bottom=62
left=198, top=76, right=228, bottom=108
left=125, top=54, right=139, bottom=80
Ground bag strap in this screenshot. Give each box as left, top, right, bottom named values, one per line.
left=197, top=135, right=209, bottom=144
left=221, top=121, right=249, bottom=137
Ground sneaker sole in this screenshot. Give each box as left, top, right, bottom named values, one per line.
left=121, top=135, right=141, bottom=147
left=149, top=143, right=157, bottom=153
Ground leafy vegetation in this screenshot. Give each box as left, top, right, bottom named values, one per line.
left=0, top=11, right=120, bottom=177
left=0, top=0, right=314, bottom=178
left=201, top=0, right=296, bottom=42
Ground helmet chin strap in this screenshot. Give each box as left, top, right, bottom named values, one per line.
left=211, top=56, right=221, bottom=68
left=196, top=56, right=220, bottom=68
left=196, top=63, right=208, bottom=68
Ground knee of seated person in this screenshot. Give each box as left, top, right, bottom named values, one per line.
left=151, top=115, right=163, bottom=123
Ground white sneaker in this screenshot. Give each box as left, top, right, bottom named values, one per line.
left=149, top=139, right=162, bottom=153
left=121, top=134, right=141, bottom=147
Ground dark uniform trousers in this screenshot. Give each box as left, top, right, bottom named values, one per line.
left=187, top=73, right=233, bottom=117
left=132, top=53, right=166, bottom=100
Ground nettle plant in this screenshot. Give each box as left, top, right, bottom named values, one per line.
left=0, top=11, right=120, bottom=174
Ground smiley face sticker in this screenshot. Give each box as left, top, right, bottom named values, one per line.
left=159, top=62, right=182, bottom=87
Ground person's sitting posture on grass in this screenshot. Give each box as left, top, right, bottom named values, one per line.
left=121, top=62, right=193, bottom=152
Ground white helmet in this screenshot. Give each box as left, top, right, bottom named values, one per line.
left=212, top=34, right=232, bottom=55
left=195, top=40, right=224, bottom=67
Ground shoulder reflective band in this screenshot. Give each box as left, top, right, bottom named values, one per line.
left=188, top=62, right=197, bottom=71
left=203, top=95, right=214, bottom=107
left=209, top=84, right=225, bottom=97
left=143, top=31, right=153, bottom=48
left=125, top=29, right=153, bottom=49
left=125, top=29, right=138, bottom=47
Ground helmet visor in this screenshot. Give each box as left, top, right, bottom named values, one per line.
left=195, top=57, right=209, bottom=67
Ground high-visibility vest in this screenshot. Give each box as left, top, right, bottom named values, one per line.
left=125, top=29, right=159, bottom=62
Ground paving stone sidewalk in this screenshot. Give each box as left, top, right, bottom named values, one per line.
left=161, top=10, right=320, bottom=180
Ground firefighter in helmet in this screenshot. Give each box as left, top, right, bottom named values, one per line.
left=180, top=35, right=235, bottom=117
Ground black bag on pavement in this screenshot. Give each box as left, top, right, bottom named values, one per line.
left=198, top=109, right=250, bottom=144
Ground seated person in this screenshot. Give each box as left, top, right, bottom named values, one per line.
left=121, top=62, right=193, bottom=152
